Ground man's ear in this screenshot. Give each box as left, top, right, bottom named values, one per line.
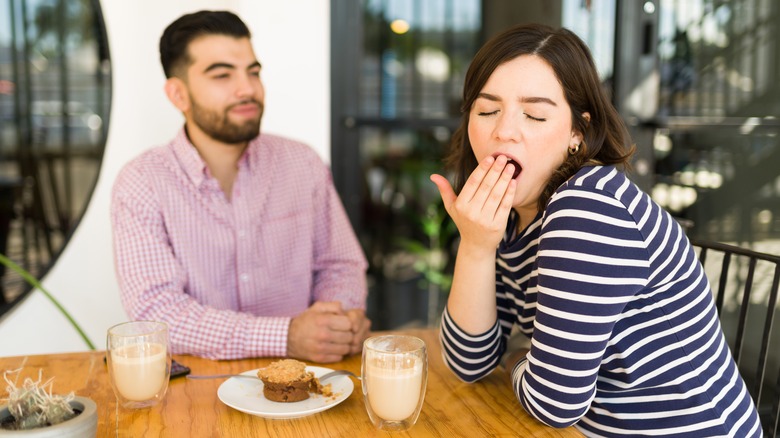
left=164, top=77, right=190, bottom=113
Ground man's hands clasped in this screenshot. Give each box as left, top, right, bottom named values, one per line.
left=287, top=301, right=371, bottom=363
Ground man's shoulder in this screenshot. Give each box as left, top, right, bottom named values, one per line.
left=114, top=142, right=178, bottom=188
left=257, top=133, right=324, bottom=164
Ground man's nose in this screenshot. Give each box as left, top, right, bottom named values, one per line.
left=235, top=73, right=256, bottom=97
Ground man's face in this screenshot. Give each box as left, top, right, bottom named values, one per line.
left=181, top=35, right=265, bottom=144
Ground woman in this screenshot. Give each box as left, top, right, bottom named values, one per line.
left=431, top=24, right=762, bottom=437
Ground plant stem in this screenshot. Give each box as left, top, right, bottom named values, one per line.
left=0, top=254, right=96, bottom=350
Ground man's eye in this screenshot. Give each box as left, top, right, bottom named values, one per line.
left=249, top=70, right=261, bottom=77
left=213, top=73, right=229, bottom=79
left=477, top=110, right=499, bottom=116
left=525, top=113, right=546, bottom=122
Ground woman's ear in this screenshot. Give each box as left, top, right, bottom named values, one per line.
left=164, top=78, right=190, bottom=113
left=572, top=112, right=591, bottom=146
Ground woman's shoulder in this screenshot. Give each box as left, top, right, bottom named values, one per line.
left=546, top=165, right=643, bottom=214
left=558, top=165, right=636, bottom=197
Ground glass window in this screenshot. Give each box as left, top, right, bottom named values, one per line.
left=654, top=0, right=780, bottom=244
left=333, top=0, right=480, bottom=328
left=0, top=0, right=110, bottom=309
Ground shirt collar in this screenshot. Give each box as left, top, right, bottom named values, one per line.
left=171, top=127, right=262, bottom=188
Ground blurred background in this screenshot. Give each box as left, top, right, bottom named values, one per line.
left=0, top=0, right=778, bottom=344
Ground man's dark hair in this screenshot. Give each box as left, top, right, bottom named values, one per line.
left=159, top=10, right=251, bottom=78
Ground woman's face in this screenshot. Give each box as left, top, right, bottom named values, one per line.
left=467, top=55, right=584, bottom=216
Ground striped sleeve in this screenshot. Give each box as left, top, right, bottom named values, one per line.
left=439, top=306, right=505, bottom=382
left=512, top=185, right=650, bottom=427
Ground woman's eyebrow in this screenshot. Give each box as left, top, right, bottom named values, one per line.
left=476, top=93, right=557, bottom=106
left=476, top=92, right=500, bottom=102
left=521, top=96, right=557, bottom=106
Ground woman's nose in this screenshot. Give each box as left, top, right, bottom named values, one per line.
left=494, top=112, right=522, bottom=143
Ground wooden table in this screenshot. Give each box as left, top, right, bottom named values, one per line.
left=0, top=329, right=582, bottom=437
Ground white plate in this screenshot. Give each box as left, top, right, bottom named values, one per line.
left=217, top=366, right=354, bottom=419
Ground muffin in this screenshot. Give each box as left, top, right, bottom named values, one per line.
left=257, top=359, right=324, bottom=402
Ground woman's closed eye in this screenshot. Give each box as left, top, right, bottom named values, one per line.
left=524, top=113, right=546, bottom=122
left=475, top=109, right=546, bottom=121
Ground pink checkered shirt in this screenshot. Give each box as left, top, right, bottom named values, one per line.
left=111, top=129, right=368, bottom=359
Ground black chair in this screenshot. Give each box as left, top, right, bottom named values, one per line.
left=691, top=239, right=780, bottom=436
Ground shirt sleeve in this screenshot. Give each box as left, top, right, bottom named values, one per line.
left=111, top=163, right=290, bottom=360
left=439, top=305, right=507, bottom=383
left=511, top=187, right=650, bottom=427
left=308, top=158, right=368, bottom=310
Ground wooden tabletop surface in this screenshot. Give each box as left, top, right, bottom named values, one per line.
left=0, top=329, right=582, bottom=437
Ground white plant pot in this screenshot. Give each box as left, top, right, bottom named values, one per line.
left=0, top=396, right=97, bottom=437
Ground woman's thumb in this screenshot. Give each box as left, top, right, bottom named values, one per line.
left=430, top=174, right=456, bottom=211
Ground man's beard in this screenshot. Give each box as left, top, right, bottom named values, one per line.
left=189, top=96, right=263, bottom=144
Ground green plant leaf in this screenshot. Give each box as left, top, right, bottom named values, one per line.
left=398, top=238, right=428, bottom=255
left=0, top=254, right=96, bottom=350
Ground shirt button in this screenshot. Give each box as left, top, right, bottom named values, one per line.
left=240, top=274, right=250, bottom=282
left=238, top=230, right=246, bottom=238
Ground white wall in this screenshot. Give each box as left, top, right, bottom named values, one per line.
left=0, top=0, right=330, bottom=355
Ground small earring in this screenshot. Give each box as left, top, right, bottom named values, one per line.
left=569, top=143, right=580, bottom=155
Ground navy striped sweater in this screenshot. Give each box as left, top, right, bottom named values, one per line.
left=440, top=165, right=763, bottom=437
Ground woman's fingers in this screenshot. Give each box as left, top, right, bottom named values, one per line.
left=430, top=173, right=457, bottom=214
left=431, top=155, right=516, bottom=243
left=458, top=155, right=496, bottom=202
left=470, top=156, right=510, bottom=210
left=496, top=176, right=517, bottom=222
left=483, top=163, right=516, bottom=220
left=458, top=155, right=514, bottom=217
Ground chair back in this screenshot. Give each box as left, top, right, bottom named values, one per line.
left=691, top=239, right=780, bottom=436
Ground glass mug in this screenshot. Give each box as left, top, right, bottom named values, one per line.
left=106, top=321, right=171, bottom=409
left=361, top=335, right=428, bottom=431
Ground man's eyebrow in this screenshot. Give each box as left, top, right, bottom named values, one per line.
left=475, top=93, right=557, bottom=106
left=203, top=63, right=235, bottom=73
left=203, top=61, right=261, bottom=74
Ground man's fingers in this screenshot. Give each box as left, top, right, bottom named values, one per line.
left=345, top=309, right=370, bottom=328
left=318, top=326, right=354, bottom=344
left=311, top=301, right=343, bottom=314
left=323, top=313, right=353, bottom=331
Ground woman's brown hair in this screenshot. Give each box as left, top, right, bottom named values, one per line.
left=446, top=23, right=635, bottom=210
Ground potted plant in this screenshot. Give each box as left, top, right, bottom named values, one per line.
left=400, top=201, right=457, bottom=325
left=0, top=370, right=97, bottom=436
left=0, top=255, right=97, bottom=436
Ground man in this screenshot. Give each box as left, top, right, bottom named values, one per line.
left=111, top=10, right=370, bottom=362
